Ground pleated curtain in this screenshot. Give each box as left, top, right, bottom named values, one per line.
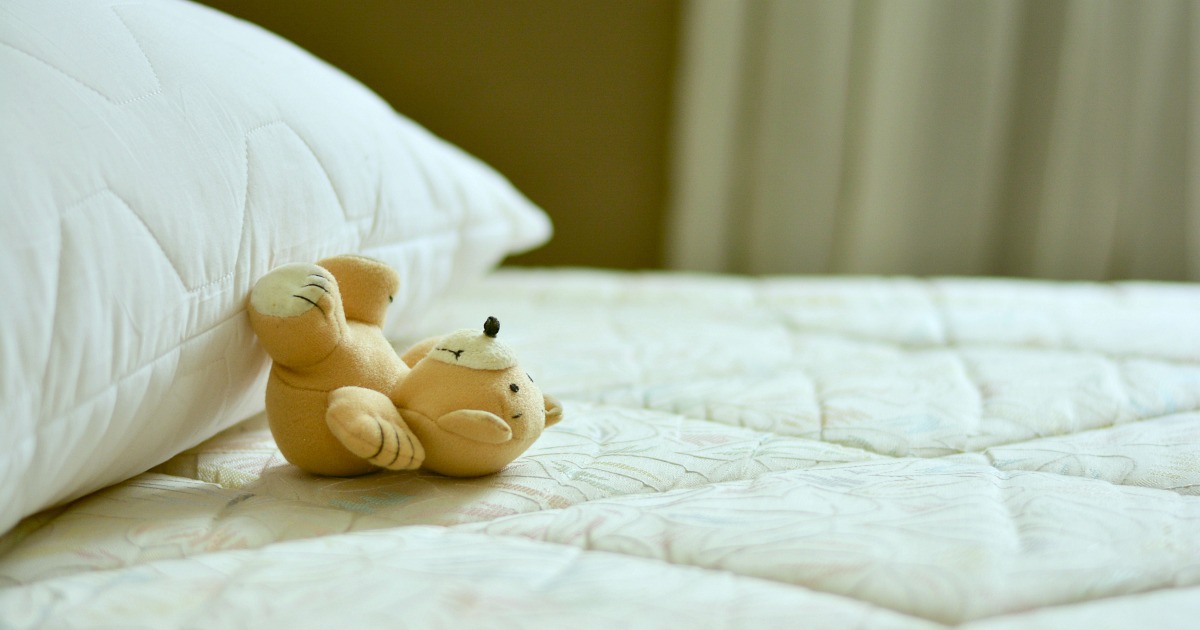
left=666, top=0, right=1199, bottom=281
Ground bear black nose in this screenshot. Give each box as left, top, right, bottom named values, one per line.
left=484, top=316, right=500, bottom=338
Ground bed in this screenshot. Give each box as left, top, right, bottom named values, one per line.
left=3, top=1, right=1199, bottom=628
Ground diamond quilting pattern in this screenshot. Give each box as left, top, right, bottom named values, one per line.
left=1, top=269, right=1197, bottom=627
left=1, top=0, right=1198, bottom=624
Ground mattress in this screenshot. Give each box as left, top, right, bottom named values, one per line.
left=2, top=269, right=1200, bottom=628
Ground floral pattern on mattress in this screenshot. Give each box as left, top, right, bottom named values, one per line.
left=2, top=270, right=1199, bottom=628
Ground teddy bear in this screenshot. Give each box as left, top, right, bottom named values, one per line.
left=329, top=316, right=563, bottom=477
left=246, top=255, right=560, bottom=478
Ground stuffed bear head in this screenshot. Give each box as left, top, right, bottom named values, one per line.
left=394, top=317, right=563, bottom=477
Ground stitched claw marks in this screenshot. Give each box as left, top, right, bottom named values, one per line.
left=326, top=386, right=425, bottom=471
left=250, top=263, right=334, bottom=318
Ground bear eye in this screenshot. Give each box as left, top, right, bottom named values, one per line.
left=509, top=383, right=519, bottom=393
left=388, top=295, right=394, bottom=303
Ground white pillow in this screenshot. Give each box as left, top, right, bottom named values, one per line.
left=0, top=0, right=551, bottom=534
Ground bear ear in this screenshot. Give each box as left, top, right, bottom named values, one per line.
left=543, top=394, right=563, bottom=428
left=435, top=410, right=512, bottom=444
left=399, top=337, right=441, bottom=368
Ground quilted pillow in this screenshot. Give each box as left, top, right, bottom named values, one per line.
left=0, top=0, right=550, bottom=534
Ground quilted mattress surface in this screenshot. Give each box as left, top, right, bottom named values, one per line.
left=2, top=269, right=1200, bottom=628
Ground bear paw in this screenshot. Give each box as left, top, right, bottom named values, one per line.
left=326, top=386, right=425, bottom=471
left=250, top=263, right=335, bottom=318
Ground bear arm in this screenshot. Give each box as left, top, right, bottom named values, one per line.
left=543, top=394, right=563, bottom=428
left=435, top=410, right=513, bottom=444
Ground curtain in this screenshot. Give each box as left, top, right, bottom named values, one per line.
left=665, top=0, right=1199, bottom=281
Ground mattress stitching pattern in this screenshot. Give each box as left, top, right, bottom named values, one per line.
left=2, top=275, right=1198, bottom=623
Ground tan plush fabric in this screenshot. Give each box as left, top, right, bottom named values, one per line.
left=396, top=358, right=562, bottom=477
left=317, top=255, right=400, bottom=327
left=326, top=386, right=424, bottom=470
left=248, top=258, right=560, bottom=478
left=400, top=337, right=440, bottom=368
left=248, top=256, right=412, bottom=476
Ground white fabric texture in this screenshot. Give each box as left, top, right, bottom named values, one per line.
left=0, top=0, right=550, bottom=536
left=1, top=269, right=1198, bottom=628
left=667, top=0, right=1199, bottom=281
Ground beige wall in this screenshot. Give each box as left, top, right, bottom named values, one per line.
left=199, top=0, right=681, bottom=270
